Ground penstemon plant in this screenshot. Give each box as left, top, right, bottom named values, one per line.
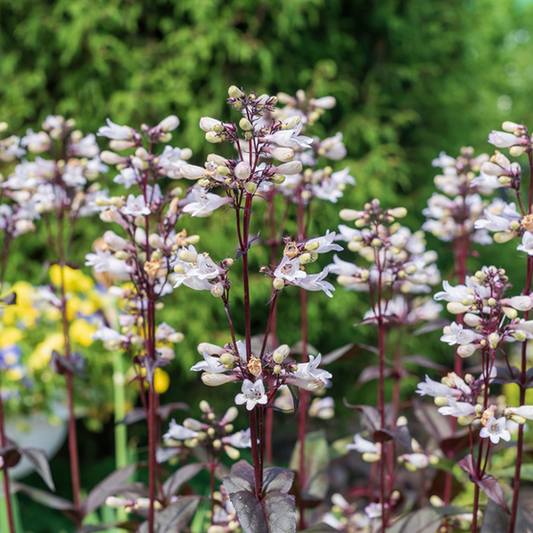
left=170, top=85, right=341, bottom=531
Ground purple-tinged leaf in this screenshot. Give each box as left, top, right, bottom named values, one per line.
left=21, top=448, right=55, bottom=491
left=290, top=340, right=319, bottom=357
left=356, top=365, right=394, bottom=386
left=413, top=400, right=452, bottom=442
left=142, top=356, right=171, bottom=388
left=321, top=343, right=361, bottom=365
left=376, top=426, right=413, bottom=452
left=157, top=402, right=189, bottom=420
left=492, top=366, right=522, bottom=386
left=413, top=318, right=450, bottom=336
left=117, top=402, right=188, bottom=425
left=458, top=455, right=510, bottom=513
left=162, top=462, right=204, bottom=499
left=138, top=496, right=200, bottom=533
left=0, top=292, right=16, bottom=306
left=50, top=350, right=88, bottom=379
left=480, top=499, right=510, bottom=532
left=12, top=481, right=80, bottom=522
left=223, top=460, right=296, bottom=533
left=83, top=464, right=137, bottom=515
left=344, top=404, right=381, bottom=433
left=403, top=355, right=448, bottom=372
left=386, top=507, right=442, bottom=533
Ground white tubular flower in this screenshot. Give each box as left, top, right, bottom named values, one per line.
left=113, top=167, right=140, bottom=189
left=508, top=406, right=533, bottom=420
left=305, top=230, right=343, bottom=254
left=92, top=324, right=128, bottom=345
left=98, top=118, right=134, bottom=140
left=275, top=161, right=303, bottom=175
left=479, top=417, right=511, bottom=444
left=347, top=434, right=380, bottom=454
left=308, top=397, right=335, bottom=419
left=288, top=354, right=332, bottom=391
left=183, top=188, right=233, bottom=217
left=438, top=398, right=476, bottom=418
left=163, top=419, right=199, bottom=441
left=432, top=151, right=456, bottom=168
left=105, top=496, right=130, bottom=509
left=434, top=280, right=472, bottom=303
left=503, top=295, right=533, bottom=311
left=416, top=375, right=461, bottom=397
left=488, top=131, right=526, bottom=148
left=85, top=248, right=134, bottom=275
left=223, top=429, right=251, bottom=448
left=400, top=453, right=429, bottom=470
left=274, top=256, right=307, bottom=282
left=180, top=163, right=206, bottom=180
left=201, top=373, right=239, bottom=387
left=235, top=379, right=268, bottom=411
left=440, top=322, right=481, bottom=346
left=103, top=230, right=129, bottom=251
left=190, top=351, right=227, bottom=373
left=295, top=268, right=335, bottom=297
left=517, top=232, right=533, bottom=256
left=120, top=194, right=151, bottom=216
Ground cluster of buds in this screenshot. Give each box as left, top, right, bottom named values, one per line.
left=434, top=266, right=533, bottom=358
left=105, top=495, right=163, bottom=514
left=330, top=200, right=440, bottom=296
left=265, top=89, right=353, bottom=204
left=2, top=115, right=107, bottom=217
left=207, top=486, right=242, bottom=533
left=417, top=372, right=533, bottom=443
left=162, top=401, right=251, bottom=462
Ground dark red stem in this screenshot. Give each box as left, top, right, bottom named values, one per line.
left=0, top=372, right=15, bottom=533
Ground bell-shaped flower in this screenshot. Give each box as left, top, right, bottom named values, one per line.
left=183, top=188, right=233, bottom=217
left=479, top=416, right=511, bottom=444
left=120, top=194, right=151, bottom=216
left=274, top=256, right=307, bottom=282
left=295, top=268, right=335, bottom=297
left=440, top=322, right=481, bottom=346
left=163, top=419, right=199, bottom=441
left=98, top=119, right=134, bottom=140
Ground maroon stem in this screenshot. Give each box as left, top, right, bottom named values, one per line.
left=58, top=215, right=82, bottom=528
left=210, top=459, right=216, bottom=525
left=239, top=191, right=263, bottom=498
left=296, top=195, right=308, bottom=531
left=147, top=298, right=157, bottom=533
left=377, top=317, right=388, bottom=529
left=0, top=372, right=15, bottom=533
left=509, top=150, right=533, bottom=532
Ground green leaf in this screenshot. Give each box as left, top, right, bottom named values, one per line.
left=386, top=508, right=442, bottom=533
left=493, top=464, right=533, bottom=482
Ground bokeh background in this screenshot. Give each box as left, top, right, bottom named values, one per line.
left=2, top=0, right=533, bottom=530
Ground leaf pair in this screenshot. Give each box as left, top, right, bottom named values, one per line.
left=223, top=460, right=296, bottom=533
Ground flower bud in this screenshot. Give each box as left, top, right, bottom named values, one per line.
left=276, top=161, right=303, bottom=175
left=244, top=182, right=257, bottom=194
left=271, top=146, right=295, bottom=162
left=109, top=140, right=136, bottom=150
left=503, top=307, right=518, bottom=319
left=235, top=161, right=251, bottom=181
left=502, top=121, right=522, bottom=132
left=273, top=277, right=285, bottom=290
left=272, top=344, right=290, bottom=363
left=205, top=131, right=222, bottom=143
left=106, top=496, right=129, bottom=508
left=298, top=252, right=312, bottom=265
left=464, top=313, right=482, bottom=327
left=512, top=331, right=527, bottom=341
left=434, top=396, right=449, bottom=407
left=488, top=332, right=500, bottom=349
left=201, top=373, right=238, bottom=387
left=100, top=151, right=125, bottom=164
left=224, top=446, right=240, bottom=461
left=447, top=302, right=470, bottom=314
left=228, top=85, right=245, bottom=99
left=457, top=344, right=476, bottom=358
left=99, top=208, right=115, bottom=223
left=494, top=231, right=514, bottom=243
left=211, top=283, right=224, bottom=298
left=271, top=174, right=286, bottom=185
left=222, top=406, right=239, bottom=423
left=510, top=145, right=526, bottom=157
left=200, top=117, right=222, bottom=132
left=159, top=115, right=180, bottom=132
left=481, top=162, right=503, bottom=176
left=362, top=452, right=381, bottom=463
left=239, top=118, right=253, bottom=131
left=457, top=415, right=477, bottom=426
left=388, top=207, right=407, bottom=218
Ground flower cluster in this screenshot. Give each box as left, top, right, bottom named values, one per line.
left=434, top=266, right=533, bottom=358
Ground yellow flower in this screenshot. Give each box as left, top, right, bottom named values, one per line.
left=28, top=332, right=64, bottom=371
left=65, top=296, right=81, bottom=321
left=154, top=368, right=170, bottom=394
left=50, top=265, right=94, bottom=293
left=1, top=281, right=40, bottom=328
left=70, top=319, right=97, bottom=347
left=6, top=367, right=24, bottom=381
left=0, top=328, right=23, bottom=348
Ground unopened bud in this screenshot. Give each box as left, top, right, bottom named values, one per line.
left=245, top=182, right=257, bottom=194
left=228, top=85, right=245, bottom=99
left=273, top=277, right=285, bottom=290
left=211, top=283, right=224, bottom=298
left=239, top=118, right=253, bottom=131
left=235, top=161, right=251, bottom=180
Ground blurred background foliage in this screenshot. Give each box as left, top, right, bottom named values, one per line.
left=3, top=0, right=533, bottom=530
